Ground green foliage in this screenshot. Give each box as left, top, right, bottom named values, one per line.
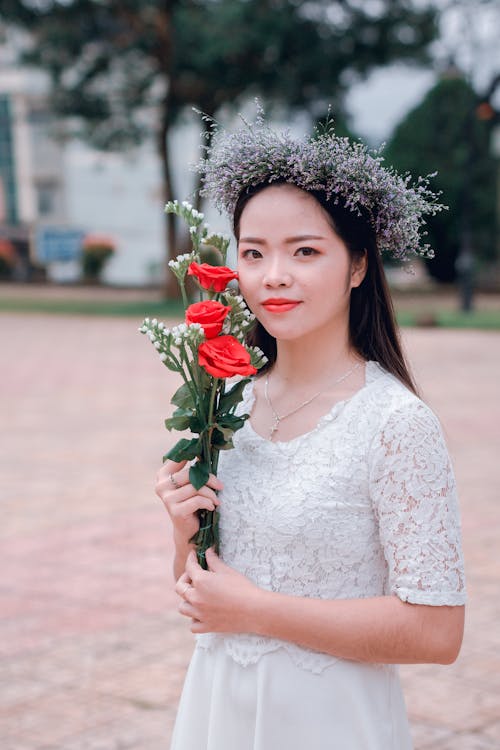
left=189, top=461, right=210, bottom=491
left=164, top=436, right=201, bottom=462
left=385, top=75, right=498, bottom=282
left=217, top=377, right=252, bottom=413
left=164, top=408, right=194, bottom=432
left=3, top=1, right=439, bottom=149
left=170, top=382, right=195, bottom=410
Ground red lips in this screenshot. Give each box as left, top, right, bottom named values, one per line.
left=261, top=298, right=301, bottom=313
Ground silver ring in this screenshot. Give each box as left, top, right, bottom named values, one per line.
left=169, top=473, right=181, bottom=489
left=181, top=582, right=191, bottom=597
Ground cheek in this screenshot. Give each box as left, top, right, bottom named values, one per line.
left=236, top=269, right=254, bottom=301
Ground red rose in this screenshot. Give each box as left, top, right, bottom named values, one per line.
left=185, top=300, right=231, bottom=339
left=198, top=335, right=257, bottom=379
left=187, top=261, right=238, bottom=292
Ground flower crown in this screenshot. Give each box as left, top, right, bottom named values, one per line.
left=194, top=105, right=446, bottom=262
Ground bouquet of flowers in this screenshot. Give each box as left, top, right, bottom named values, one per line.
left=139, top=201, right=267, bottom=569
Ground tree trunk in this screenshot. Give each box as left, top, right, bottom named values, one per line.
left=158, top=104, right=181, bottom=300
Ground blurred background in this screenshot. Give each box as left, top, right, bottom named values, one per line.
left=1, top=2, right=499, bottom=749
left=0, top=0, right=499, bottom=319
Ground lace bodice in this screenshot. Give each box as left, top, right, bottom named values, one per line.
left=196, top=361, right=466, bottom=673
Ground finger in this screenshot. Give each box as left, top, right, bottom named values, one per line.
left=157, top=465, right=190, bottom=491
left=178, top=599, right=196, bottom=618
left=174, top=572, right=191, bottom=597
left=207, top=473, right=224, bottom=491
left=164, top=482, right=221, bottom=507
left=170, top=467, right=223, bottom=493
left=162, top=458, right=187, bottom=474
left=157, top=463, right=223, bottom=493
left=185, top=549, right=202, bottom=579
left=190, top=619, right=205, bottom=633
left=205, top=546, right=223, bottom=572
left=169, top=496, right=219, bottom=518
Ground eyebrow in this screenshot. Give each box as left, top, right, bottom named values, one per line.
left=239, top=235, right=326, bottom=244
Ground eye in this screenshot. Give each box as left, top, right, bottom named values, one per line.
left=296, top=247, right=318, bottom=257
left=240, top=248, right=262, bottom=259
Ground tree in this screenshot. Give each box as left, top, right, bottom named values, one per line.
left=385, top=72, right=498, bottom=284
left=1, top=0, right=439, bottom=296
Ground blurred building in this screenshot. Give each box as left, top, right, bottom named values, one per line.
left=0, top=39, right=69, bottom=280
left=0, top=29, right=170, bottom=285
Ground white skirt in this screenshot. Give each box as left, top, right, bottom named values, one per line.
left=169, top=640, right=413, bottom=750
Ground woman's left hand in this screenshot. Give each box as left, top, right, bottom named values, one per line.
left=175, top=548, right=262, bottom=634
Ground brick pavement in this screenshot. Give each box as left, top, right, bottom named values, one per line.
left=1, top=313, right=499, bottom=750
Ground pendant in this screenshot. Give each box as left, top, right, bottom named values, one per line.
left=270, top=416, right=280, bottom=439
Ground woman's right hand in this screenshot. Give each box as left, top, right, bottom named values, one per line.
left=155, top=459, right=223, bottom=544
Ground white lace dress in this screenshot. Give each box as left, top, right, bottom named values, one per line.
left=169, top=360, right=466, bottom=750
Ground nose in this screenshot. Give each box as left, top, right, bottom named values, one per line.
left=262, top=256, right=293, bottom=288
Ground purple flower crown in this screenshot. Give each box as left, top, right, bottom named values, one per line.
left=194, top=105, right=446, bottom=262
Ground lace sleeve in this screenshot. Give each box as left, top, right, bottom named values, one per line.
left=369, top=398, right=466, bottom=606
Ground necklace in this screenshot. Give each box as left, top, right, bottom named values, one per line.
left=264, top=362, right=362, bottom=440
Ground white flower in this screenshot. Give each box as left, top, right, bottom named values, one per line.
left=174, top=337, right=182, bottom=345
left=154, top=341, right=161, bottom=350
left=160, top=353, right=167, bottom=361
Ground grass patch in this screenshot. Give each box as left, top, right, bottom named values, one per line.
left=396, top=309, right=500, bottom=330
left=0, top=297, right=185, bottom=319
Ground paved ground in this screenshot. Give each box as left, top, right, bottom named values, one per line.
left=1, top=312, right=499, bottom=750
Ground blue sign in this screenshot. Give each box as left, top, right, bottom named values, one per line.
left=36, top=227, right=85, bottom=263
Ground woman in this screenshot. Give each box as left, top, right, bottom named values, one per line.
left=156, top=114, right=466, bottom=749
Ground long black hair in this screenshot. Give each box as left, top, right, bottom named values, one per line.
left=233, top=181, right=418, bottom=395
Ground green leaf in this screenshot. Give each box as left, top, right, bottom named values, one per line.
left=198, top=367, right=214, bottom=392
left=189, top=461, right=210, bottom=491
left=164, top=413, right=191, bottom=431
left=218, top=377, right=252, bottom=412
left=162, top=357, right=181, bottom=373
left=171, top=382, right=195, bottom=409
left=217, top=413, right=247, bottom=431
left=212, top=428, right=234, bottom=450
left=164, top=437, right=201, bottom=462
left=188, top=415, right=206, bottom=433
left=213, top=424, right=234, bottom=441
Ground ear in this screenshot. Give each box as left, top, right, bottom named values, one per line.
left=350, top=251, right=367, bottom=289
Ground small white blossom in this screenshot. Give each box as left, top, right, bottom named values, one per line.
left=154, top=341, right=161, bottom=350
left=159, top=353, right=167, bottom=361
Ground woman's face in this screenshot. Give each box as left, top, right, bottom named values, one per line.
left=236, top=184, right=366, bottom=344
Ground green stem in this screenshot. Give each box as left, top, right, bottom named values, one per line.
left=193, top=378, right=222, bottom=570
left=179, top=281, right=189, bottom=308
